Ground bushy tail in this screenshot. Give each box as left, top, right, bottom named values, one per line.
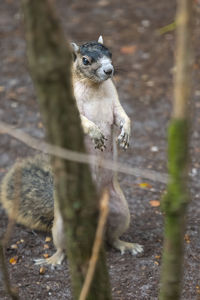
left=0, top=155, right=54, bottom=231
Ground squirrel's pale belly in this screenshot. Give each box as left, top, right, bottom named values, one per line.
left=76, top=97, right=115, bottom=189
left=78, top=99, right=114, bottom=136
left=84, top=120, right=114, bottom=190
left=73, top=79, right=120, bottom=189
left=74, top=79, right=115, bottom=133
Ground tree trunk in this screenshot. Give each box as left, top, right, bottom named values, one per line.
left=159, top=0, right=193, bottom=299
left=21, top=0, right=112, bottom=299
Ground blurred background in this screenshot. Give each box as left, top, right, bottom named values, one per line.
left=0, top=1, right=200, bottom=299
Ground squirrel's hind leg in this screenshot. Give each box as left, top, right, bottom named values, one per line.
left=112, top=239, right=143, bottom=255
left=34, top=248, right=65, bottom=266
left=106, top=179, right=143, bottom=255
left=35, top=201, right=66, bottom=266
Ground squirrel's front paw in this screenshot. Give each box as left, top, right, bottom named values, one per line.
left=117, top=121, right=131, bottom=150
left=89, top=124, right=107, bottom=151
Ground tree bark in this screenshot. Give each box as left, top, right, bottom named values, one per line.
left=21, top=0, right=112, bottom=299
left=159, top=0, right=193, bottom=299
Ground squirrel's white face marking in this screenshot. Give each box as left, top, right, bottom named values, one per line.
left=71, top=39, right=114, bottom=83
left=96, top=56, right=114, bottom=81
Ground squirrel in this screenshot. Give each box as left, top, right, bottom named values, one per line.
left=0, top=36, right=143, bottom=266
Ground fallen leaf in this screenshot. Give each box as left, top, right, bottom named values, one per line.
left=116, top=290, right=122, bottom=294
left=5, top=56, right=17, bottom=63
left=45, top=236, right=51, bottom=242
left=43, top=253, right=49, bottom=258
left=98, top=0, right=109, bottom=6
left=155, top=255, right=160, bottom=259
left=0, top=86, right=5, bottom=92
left=16, top=86, right=27, bottom=94
left=184, top=234, right=190, bottom=243
left=7, top=91, right=17, bottom=100
left=196, top=286, right=200, bottom=294
left=38, top=122, right=43, bottom=128
left=120, top=45, right=137, bottom=55
left=44, top=244, right=49, bottom=249
left=154, top=261, right=159, bottom=265
left=193, top=63, right=199, bottom=70
left=10, top=244, right=18, bottom=249
left=10, top=102, right=18, bottom=108
left=39, top=267, right=46, bottom=275
left=146, top=80, right=155, bottom=87
left=151, top=146, right=159, bottom=152
left=149, top=200, right=160, bottom=207
left=9, top=256, right=18, bottom=265
left=138, top=182, right=152, bottom=189
left=16, top=239, right=24, bottom=245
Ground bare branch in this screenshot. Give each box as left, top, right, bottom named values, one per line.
left=159, top=0, right=194, bottom=299
left=0, top=121, right=168, bottom=184
left=3, top=167, right=21, bottom=247
left=79, top=189, right=109, bottom=300
left=0, top=165, right=21, bottom=300
left=0, top=243, right=19, bottom=300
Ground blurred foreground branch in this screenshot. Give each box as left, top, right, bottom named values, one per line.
left=0, top=166, right=22, bottom=300
left=159, top=0, right=194, bottom=299
left=79, top=189, right=109, bottom=300
left=0, top=121, right=168, bottom=184
left=21, top=0, right=112, bottom=299
left=0, top=243, right=19, bottom=300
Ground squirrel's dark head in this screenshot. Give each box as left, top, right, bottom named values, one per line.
left=71, top=36, right=114, bottom=83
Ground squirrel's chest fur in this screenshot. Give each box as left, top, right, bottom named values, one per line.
left=73, top=78, right=117, bottom=185
left=74, top=78, right=115, bottom=137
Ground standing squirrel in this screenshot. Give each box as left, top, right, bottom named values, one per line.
left=0, top=36, right=143, bottom=265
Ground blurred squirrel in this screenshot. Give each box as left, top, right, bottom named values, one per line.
left=0, top=36, right=143, bottom=265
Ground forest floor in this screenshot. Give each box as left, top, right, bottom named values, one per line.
left=0, top=0, right=200, bottom=299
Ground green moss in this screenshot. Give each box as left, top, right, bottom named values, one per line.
left=168, top=119, right=189, bottom=178
left=159, top=119, right=190, bottom=300
left=161, top=119, right=189, bottom=214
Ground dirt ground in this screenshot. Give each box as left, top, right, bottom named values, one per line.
left=0, top=0, right=200, bottom=299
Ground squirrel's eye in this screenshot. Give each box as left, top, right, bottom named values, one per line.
left=82, top=57, right=90, bottom=65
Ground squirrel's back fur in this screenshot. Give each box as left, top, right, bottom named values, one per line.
left=0, top=155, right=54, bottom=231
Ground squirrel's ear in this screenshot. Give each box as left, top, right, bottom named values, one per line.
left=71, top=42, right=79, bottom=61
left=71, top=42, right=79, bottom=53
left=98, top=35, right=104, bottom=44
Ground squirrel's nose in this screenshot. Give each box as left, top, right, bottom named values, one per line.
left=104, top=68, right=113, bottom=76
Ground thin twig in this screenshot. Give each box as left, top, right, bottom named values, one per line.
left=0, top=166, right=21, bottom=300
left=0, top=121, right=168, bottom=184
left=0, top=243, right=19, bottom=300
left=79, top=189, right=109, bottom=300
left=3, top=167, right=21, bottom=247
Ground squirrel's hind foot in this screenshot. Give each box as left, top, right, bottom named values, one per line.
left=112, top=239, right=143, bottom=255
left=34, top=249, right=65, bottom=267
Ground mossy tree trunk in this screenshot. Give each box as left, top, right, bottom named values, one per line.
left=159, top=0, right=194, bottom=299
left=21, top=0, right=112, bottom=299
